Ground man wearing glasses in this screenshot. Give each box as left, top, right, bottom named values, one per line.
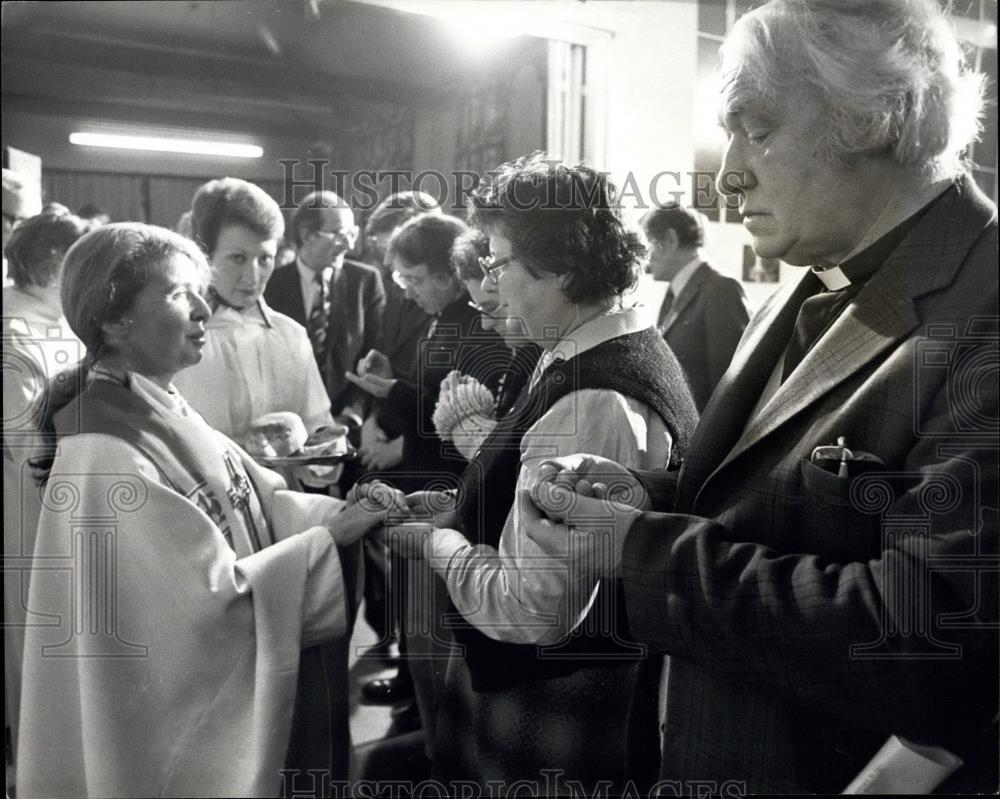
left=265, top=190, right=386, bottom=426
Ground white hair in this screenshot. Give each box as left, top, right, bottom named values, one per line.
left=720, top=0, right=986, bottom=177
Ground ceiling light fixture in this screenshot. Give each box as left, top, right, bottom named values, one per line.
left=69, top=132, right=263, bottom=159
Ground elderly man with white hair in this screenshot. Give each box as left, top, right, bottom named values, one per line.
left=520, top=0, right=998, bottom=793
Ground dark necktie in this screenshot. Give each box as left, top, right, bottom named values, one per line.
left=782, top=281, right=864, bottom=381
left=307, top=272, right=330, bottom=374
left=780, top=188, right=946, bottom=383
left=657, top=287, right=675, bottom=331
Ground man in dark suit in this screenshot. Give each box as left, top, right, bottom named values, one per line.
left=522, top=0, right=998, bottom=793
left=642, top=203, right=749, bottom=411
left=264, top=190, right=385, bottom=425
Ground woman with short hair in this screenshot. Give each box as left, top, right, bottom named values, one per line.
left=16, top=223, right=393, bottom=797
left=173, top=177, right=335, bottom=443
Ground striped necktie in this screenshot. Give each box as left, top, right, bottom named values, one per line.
left=307, top=272, right=330, bottom=369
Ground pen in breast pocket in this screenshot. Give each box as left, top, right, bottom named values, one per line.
left=811, top=436, right=852, bottom=478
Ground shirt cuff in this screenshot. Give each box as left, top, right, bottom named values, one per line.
left=430, top=527, right=472, bottom=577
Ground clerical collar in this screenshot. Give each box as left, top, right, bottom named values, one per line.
left=811, top=185, right=947, bottom=291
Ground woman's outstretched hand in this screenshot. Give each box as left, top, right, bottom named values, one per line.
left=327, top=480, right=409, bottom=546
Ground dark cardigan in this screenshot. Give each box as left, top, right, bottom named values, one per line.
left=452, top=325, right=699, bottom=692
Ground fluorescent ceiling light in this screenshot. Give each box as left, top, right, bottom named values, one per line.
left=69, top=132, right=263, bottom=158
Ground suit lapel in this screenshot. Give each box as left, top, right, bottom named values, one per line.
left=662, top=263, right=709, bottom=333
left=697, top=176, right=989, bottom=489
left=676, top=273, right=814, bottom=507
left=727, top=273, right=916, bottom=466
left=272, top=264, right=308, bottom=326
left=326, top=266, right=349, bottom=371
left=392, top=301, right=432, bottom=357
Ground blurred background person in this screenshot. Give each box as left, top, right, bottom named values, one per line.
left=642, top=202, right=749, bottom=411
left=18, top=222, right=391, bottom=797
left=2, top=209, right=89, bottom=765
left=173, top=177, right=356, bottom=786
left=77, top=203, right=111, bottom=229
left=382, top=155, right=698, bottom=791
left=40, top=202, right=71, bottom=217
left=2, top=168, right=42, bottom=285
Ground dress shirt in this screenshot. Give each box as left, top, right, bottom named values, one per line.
left=431, top=306, right=673, bottom=645
left=296, top=258, right=333, bottom=315
left=664, top=253, right=704, bottom=302
left=173, top=300, right=334, bottom=441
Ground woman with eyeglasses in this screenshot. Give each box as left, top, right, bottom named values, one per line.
left=17, top=223, right=398, bottom=798
left=345, top=213, right=508, bottom=489
left=433, top=227, right=541, bottom=460
left=366, top=153, right=699, bottom=791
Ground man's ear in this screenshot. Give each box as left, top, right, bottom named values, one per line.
left=295, top=223, right=310, bottom=248
left=665, top=229, right=680, bottom=252
left=346, top=224, right=360, bottom=249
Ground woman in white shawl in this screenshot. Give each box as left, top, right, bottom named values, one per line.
left=17, top=223, right=399, bottom=798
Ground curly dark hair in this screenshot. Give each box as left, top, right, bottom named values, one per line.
left=190, top=177, right=284, bottom=256
left=467, top=152, right=643, bottom=305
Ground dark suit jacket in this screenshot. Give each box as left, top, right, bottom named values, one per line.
left=660, top=262, right=750, bottom=412
left=377, top=280, right=433, bottom=385
left=264, top=259, right=386, bottom=415
left=624, top=176, right=998, bottom=793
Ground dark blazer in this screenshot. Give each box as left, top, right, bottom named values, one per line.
left=624, top=176, right=999, bottom=793
left=264, top=259, right=386, bottom=415
left=377, top=293, right=508, bottom=493
left=659, top=262, right=750, bottom=411
left=377, top=280, right=433, bottom=385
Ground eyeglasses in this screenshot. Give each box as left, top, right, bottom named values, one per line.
left=392, top=270, right=426, bottom=290
left=311, top=229, right=350, bottom=243
left=478, top=254, right=514, bottom=284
